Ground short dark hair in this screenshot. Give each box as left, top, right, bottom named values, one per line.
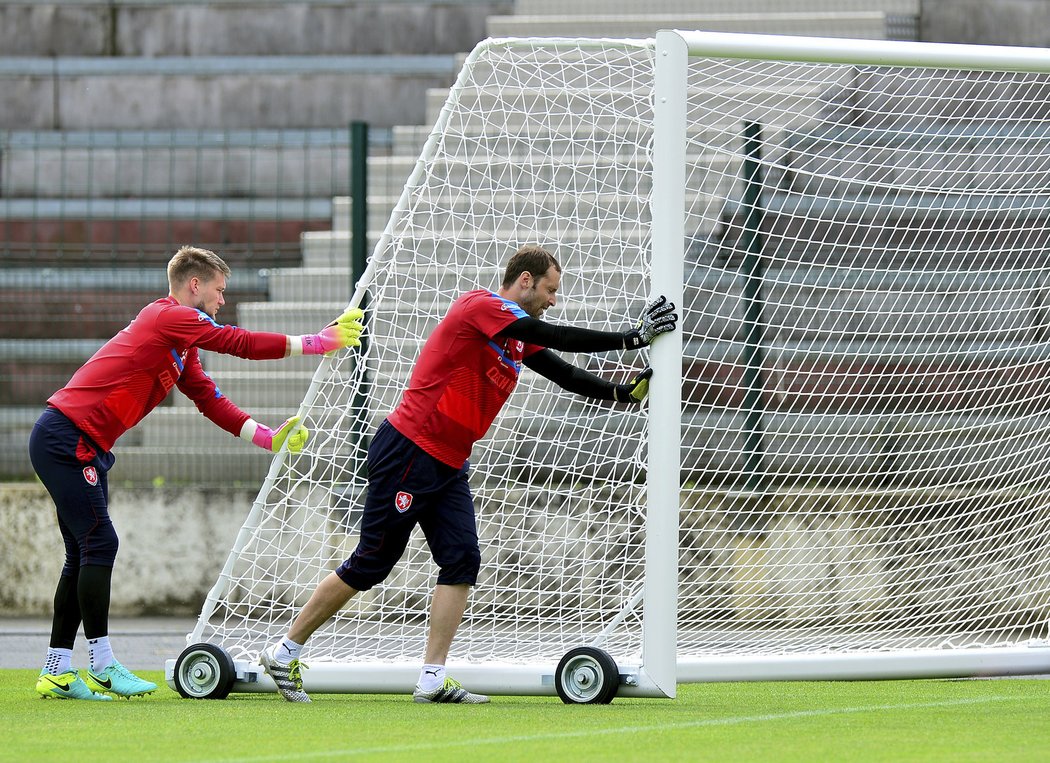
left=167, top=245, right=231, bottom=290
left=501, top=245, right=561, bottom=288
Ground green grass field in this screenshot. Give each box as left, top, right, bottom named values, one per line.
left=4, top=669, right=1049, bottom=762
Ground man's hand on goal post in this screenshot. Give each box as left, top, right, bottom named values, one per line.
left=296, top=307, right=365, bottom=355
left=624, top=296, right=677, bottom=349
left=241, top=415, right=310, bottom=453
left=613, top=367, right=653, bottom=404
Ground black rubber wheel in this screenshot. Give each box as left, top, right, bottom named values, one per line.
left=173, top=643, right=236, bottom=699
left=555, top=646, right=620, bottom=704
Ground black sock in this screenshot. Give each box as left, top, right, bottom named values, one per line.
left=49, top=572, right=81, bottom=650
left=77, top=565, right=113, bottom=641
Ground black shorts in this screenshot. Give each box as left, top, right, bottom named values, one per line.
left=335, top=420, right=481, bottom=590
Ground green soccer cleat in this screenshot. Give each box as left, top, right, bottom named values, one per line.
left=36, top=669, right=113, bottom=701
left=85, top=660, right=157, bottom=698
left=413, top=676, right=489, bottom=704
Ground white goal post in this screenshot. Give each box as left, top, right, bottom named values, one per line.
left=168, top=31, right=1050, bottom=700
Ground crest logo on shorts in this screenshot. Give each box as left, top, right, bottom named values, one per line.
left=83, top=466, right=99, bottom=486
left=395, top=491, right=413, bottom=513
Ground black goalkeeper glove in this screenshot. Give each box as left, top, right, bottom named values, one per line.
left=624, top=295, right=678, bottom=349
left=613, top=367, right=653, bottom=404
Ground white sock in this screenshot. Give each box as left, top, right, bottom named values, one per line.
left=418, top=663, right=445, bottom=691
left=44, top=647, right=73, bottom=676
left=88, top=636, right=113, bottom=673
left=275, top=637, right=303, bottom=664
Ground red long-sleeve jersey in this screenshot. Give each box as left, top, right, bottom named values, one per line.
left=387, top=290, right=543, bottom=468
left=48, top=296, right=288, bottom=452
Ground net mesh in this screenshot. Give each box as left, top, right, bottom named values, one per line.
left=194, top=38, right=1050, bottom=670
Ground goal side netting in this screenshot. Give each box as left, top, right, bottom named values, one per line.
left=186, top=34, right=1050, bottom=691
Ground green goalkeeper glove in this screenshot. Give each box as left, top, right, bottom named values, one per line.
left=246, top=415, right=309, bottom=453
left=613, top=367, right=653, bottom=404
left=299, top=307, right=365, bottom=355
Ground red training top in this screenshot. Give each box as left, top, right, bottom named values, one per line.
left=387, top=289, right=543, bottom=468
left=48, top=296, right=288, bottom=451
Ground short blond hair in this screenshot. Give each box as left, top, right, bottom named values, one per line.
left=167, top=246, right=231, bottom=291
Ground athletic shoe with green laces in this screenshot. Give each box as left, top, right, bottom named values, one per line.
left=413, top=676, right=490, bottom=704
left=259, top=643, right=311, bottom=703
left=85, top=660, right=157, bottom=698
left=36, top=669, right=113, bottom=701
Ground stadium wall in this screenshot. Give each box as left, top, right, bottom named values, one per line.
left=922, top=0, right=1050, bottom=47
left=0, top=484, right=251, bottom=616
left=6, top=482, right=1050, bottom=625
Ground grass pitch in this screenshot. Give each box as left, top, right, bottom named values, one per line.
left=4, top=669, right=1049, bottom=762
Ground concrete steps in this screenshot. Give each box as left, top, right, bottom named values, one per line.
left=486, top=12, right=908, bottom=41
left=0, top=129, right=361, bottom=198
left=168, top=371, right=316, bottom=412
left=515, top=0, right=920, bottom=14
left=0, top=1, right=508, bottom=57
left=0, top=56, right=458, bottom=130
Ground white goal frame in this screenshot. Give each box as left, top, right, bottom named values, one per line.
left=167, top=30, right=1050, bottom=699
left=655, top=30, right=1050, bottom=685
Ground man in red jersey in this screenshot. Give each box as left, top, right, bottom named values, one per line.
left=29, top=245, right=364, bottom=701
left=259, top=245, right=677, bottom=704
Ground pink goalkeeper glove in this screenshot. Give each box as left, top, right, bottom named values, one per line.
left=297, top=307, right=364, bottom=356
left=241, top=416, right=309, bottom=453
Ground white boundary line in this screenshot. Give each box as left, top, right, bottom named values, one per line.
left=208, top=695, right=1021, bottom=763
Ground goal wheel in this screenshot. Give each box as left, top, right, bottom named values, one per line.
left=173, top=642, right=236, bottom=699
left=555, top=646, right=620, bottom=704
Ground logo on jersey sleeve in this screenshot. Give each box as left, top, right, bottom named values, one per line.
left=83, top=466, right=99, bottom=486
left=395, top=491, right=413, bottom=513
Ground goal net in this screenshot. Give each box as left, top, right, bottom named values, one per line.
left=185, top=33, right=1050, bottom=693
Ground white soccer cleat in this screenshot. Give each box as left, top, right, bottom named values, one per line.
left=413, top=676, right=489, bottom=704
left=259, top=643, right=311, bottom=703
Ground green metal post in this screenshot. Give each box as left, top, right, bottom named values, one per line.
left=350, top=121, right=369, bottom=284
left=740, top=121, right=767, bottom=493
left=350, top=121, right=371, bottom=472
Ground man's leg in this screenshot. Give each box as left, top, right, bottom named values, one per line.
left=44, top=570, right=80, bottom=675
left=422, top=583, right=470, bottom=666
left=258, top=572, right=361, bottom=703
left=288, top=572, right=360, bottom=644
left=412, top=581, right=486, bottom=703
left=413, top=470, right=487, bottom=703
left=29, top=413, right=122, bottom=700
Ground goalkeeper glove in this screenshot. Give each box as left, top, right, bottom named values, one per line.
left=297, top=307, right=364, bottom=355
left=624, top=295, right=677, bottom=349
left=613, top=367, right=653, bottom=404
left=241, top=416, right=309, bottom=453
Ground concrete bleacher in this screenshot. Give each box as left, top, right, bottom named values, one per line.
left=0, top=1, right=510, bottom=57
left=4, top=0, right=1036, bottom=485
left=488, top=0, right=920, bottom=39
left=0, top=56, right=459, bottom=131
left=0, top=1, right=498, bottom=479
left=0, top=1, right=508, bottom=128
left=486, top=12, right=910, bottom=41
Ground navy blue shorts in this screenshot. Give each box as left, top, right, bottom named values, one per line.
left=336, top=420, right=480, bottom=590
left=29, top=407, right=118, bottom=572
